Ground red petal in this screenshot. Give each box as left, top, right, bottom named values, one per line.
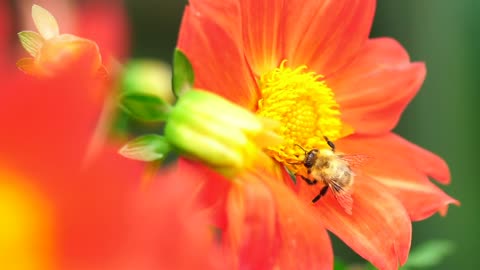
left=337, top=133, right=451, bottom=184
left=123, top=163, right=228, bottom=270
left=285, top=0, right=376, bottom=76
left=273, top=173, right=334, bottom=270
left=0, top=73, right=103, bottom=180
left=76, top=1, right=130, bottom=60
left=225, top=171, right=334, bottom=270
left=0, top=0, right=11, bottom=65
left=336, top=134, right=457, bottom=220
left=53, top=147, right=227, bottom=269
left=372, top=175, right=458, bottom=221
left=299, top=176, right=411, bottom=270
left=239, top=0, right=285, bottom=75
left=189, top=0, right=241, bottom=45
left=225, top=178, right=277, bottom=270
left=328, top=38, right=426, bottom=134
left=57, top=147, right=144, bottom=268
left=178, top=4, right=259, bottom=109
left=177, top=158, right=232, bottom=229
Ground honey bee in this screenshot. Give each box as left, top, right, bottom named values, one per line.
left=295, top=136, right=365, bottom=214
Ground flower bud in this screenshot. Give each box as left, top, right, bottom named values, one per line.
left=122, top=60, right=175, bottom=104
left=17, top=5, right=103, bottom=77
left=165, top=90, right=281, bottom=176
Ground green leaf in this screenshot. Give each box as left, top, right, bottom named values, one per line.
left=402, top=240, right=454, bottom=269
left=120, top=92, right=171, bottom=122
left=18, top=31, right=44, bottom=57
left=172, top=48, right=194, bottom=98
left=333, top=258, right=348, bottom=270
left=119, top=134, right=171, bottom=162
left=284, top=166, right=297, bottom=184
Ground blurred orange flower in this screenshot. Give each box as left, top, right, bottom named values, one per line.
left=0, top=5, right=226, bottom=268
left=178, top=0, right=458, bottom=269
left=16, top=5, right=105, bottom=77
left=0, top=67, right=227, bottom=270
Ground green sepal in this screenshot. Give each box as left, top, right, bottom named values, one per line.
left=119, top=92, right=171, bottom=122
left=18, top=31, right=44, bottom=57
left=284, top=166, right=297, bottom=185
left=119, top=134, right=171, bottom=162
left=172, top=48, right=194, bottom=98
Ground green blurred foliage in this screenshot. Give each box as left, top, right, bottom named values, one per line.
left=402, top=240, right=454, bottom=269
left=373, top=2, right=479, bottom=270
left=123, top=0, right=478, bottom=269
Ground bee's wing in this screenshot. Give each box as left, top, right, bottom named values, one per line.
left=329, top=181, right=353, bottom=215
left=338, top=154, right=370, bottom=168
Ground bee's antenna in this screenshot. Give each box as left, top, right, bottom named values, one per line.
left=289, top=144, right=308, bottom=165
left=323, top=136, right=336, bottom=152
left=293, top=144, right=308, bottom=154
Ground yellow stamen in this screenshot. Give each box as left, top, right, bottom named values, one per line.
left=256, top=61, right=353, bottom=172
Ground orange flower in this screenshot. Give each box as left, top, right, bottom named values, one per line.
left=178, top=0, right=458, bottom=269
left=0, top=66, right=227, bottom=270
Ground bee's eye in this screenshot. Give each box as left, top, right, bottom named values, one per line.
left=303, top=152, right=316, bottom=168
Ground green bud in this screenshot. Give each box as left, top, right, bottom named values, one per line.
left=122, top=60, right=175, bottom=103
left=164, top=90, right=280, bottom=176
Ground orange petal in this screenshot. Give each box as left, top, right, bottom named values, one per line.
left=225, top=170, right=333, bottom=270
left=225, top=178, right=277, bottom=269
left=16, top=57, right=40, bottom=76
left=189, top=0, right=241, bottom=45
left=238, top=0, right=285, bottom=75
left=299, top=176, right=411, bottom=270
left=75, top=2, right=130, bottom=60
left=328, top=38, right=426, bottom=134
left=0, top=72, right=104, bottom=180
left=336, top=134, right=457, bottom=220
left=178, top=5, right=259, bottom=110
left=272, top=171, right=334, bottom=270
left=124, top=162, right=228, bottom=270
left=337, top=133, right=451, bottom=184
left=49, top=146, right=225, bottom=269
left=372, top=175, right=458, bottom=221
left=285, top=0, right=376, bottom=76
left=176, top=158, right=232, bottom=229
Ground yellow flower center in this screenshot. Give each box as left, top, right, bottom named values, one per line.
left=0, top=168, right=54, bottom=270
left=256, top=61, right=352, bottom=172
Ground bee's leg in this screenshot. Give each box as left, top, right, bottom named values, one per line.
left=323, top=136, right=336, bottom=152
left=287, top=161, right=303, bottom=165
left=312, top=185, right=329, bottom=203
left=301, top=175, right=318, bottom=185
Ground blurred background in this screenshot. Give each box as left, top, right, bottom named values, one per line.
left=5, top=0, right=479, bottom=269
left=372, top=2, right=478, bottom=269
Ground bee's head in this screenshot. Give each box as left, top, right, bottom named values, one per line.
left=303, top=149, right=319, bottom=168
